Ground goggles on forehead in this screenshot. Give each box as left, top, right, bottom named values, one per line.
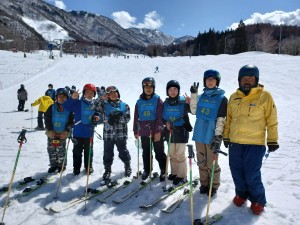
left=143, top=81, right=154, bottom=87
left=106, top=86, right=118, bottom=94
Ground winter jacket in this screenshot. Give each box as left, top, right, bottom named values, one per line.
left=17, top=88, right=28, bottom=101
left=133, top=93, right=164, bottom=137
left=190, top=88, right=227, bottom=144
left=223, top=84, right=278, bottom=145
left=45, top=89, right=56, bottom=101
left=63, top=98, right=97, bottom=138
left=31, top=96, right=54, bottom=112
left=93, top=98, right=130, bottom=141
left=44, top=102, right=74, bottom=133
left=162, top=96, right=191, bottom=143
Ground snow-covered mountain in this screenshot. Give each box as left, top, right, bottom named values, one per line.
left=0, top=0, right=190, bottom=49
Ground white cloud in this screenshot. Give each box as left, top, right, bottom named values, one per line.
left=112, top=11, right=163, bottom=30
left=229, top=9, right=300, bottom=30
left=111, top=11, right=137, bottom=29
left=54, top=0, right=66, bottom=10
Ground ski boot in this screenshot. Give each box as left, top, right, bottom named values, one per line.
left=124, top=163, right=132, bottom=177
left=102, top=166, right=111, bottom=181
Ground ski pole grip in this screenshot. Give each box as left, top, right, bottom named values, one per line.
left=17, top=129, right=27, bottom=143
left=187, top=144, right=194, bottom=159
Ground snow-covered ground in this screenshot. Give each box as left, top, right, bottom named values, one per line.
left=0, top=50, right=299, bottom=225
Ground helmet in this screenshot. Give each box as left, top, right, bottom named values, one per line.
left=166, top=80, right=180, bottom=96
left=71, top=85, right=76, bottom=90
left=56, top=88, right=69, bottom=98
left=20, top=84, right=24, bottom=88
left=203, top=70, right=221, bottom=87
left=106, top=86, right=120, bottom=98
left=65, top=86, right=70, bottom=91
left=142, top=77, right=155, bottom=89
left=48, top=84, right=53, bottom=88
left=238, top=64, right=259, bottom=83
left=83, top=83, right=96, bottom=97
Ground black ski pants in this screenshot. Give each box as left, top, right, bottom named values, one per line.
left=103, top=139, right=131, bottom=169
left=73, top=137, right=93, bottom=171
left=18, top=100, right=25, bottom=111
left=141, top=136, right=166, bottom=173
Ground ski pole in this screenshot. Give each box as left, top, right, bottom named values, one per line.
left=31, top=106, right=33, bottom=131
left=53, top=135, right=71, bottom=199
left=84, top=125, right=95, bottom=210
left=136, top=122, right=141, bottom=180
left=263, top=151, right=270, bottom=164
left=1, top=129, right=27, bottom=225
left=187, top=144, right=195, bottom=225
left=149, top=128, right=153, bottom=190
left=163, top=128, right=172, bottom=190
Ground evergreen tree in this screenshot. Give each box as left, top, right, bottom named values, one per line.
left=207, top=28, right=218, bottom=55
left=233, top=20, right=248, bottom=54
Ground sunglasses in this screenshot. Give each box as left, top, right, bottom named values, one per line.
left=143, top=82, right=154, bottom=87
left=106, top=86, right=118, bottom=94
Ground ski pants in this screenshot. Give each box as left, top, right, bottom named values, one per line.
left=196, top=142, right=221, bottom=189
left=47, top=138, right=67, bottom=168
left=141, top=136, right=166, bottom=173
left=18, top=100, right=25, bottom=111
left=169, top=143, right=187, bottom=179
left=103, top=139, right=131, bottom=169
left=73, top=137, right=93, bottom=171
left=229, top=143, right=266, bottom=206
left=37, top=111, right=44, bottom=128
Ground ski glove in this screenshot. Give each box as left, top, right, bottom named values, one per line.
left=108, top=111, right=123, bottom=125
left=190, top=82, right=199, bottom=93
left=267, top=142, right=279, bottom=152
left=210, top=135, right=222, bottom=151
left=223, top=138, right=230, bottom=148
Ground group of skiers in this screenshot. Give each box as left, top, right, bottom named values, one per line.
left=18, top=64, right=279, bottom=216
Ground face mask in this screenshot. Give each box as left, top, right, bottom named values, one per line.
left=85, top=97, right=93, bottom=102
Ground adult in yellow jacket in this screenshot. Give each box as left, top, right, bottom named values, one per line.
left=223, top=65, right=279, bottom=215
left=31, top=95, right=54, bottom=130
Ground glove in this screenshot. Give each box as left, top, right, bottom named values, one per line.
left=267, top=142, right=279, bottom=152
left=46, top=130, right=56, bottom=139
left=59, top=131, right=70, bottom=140
left=31, top=103, right=33, bottom=106
left=210, top=135, right=222, bottom=151
left=108, top=111, right=123, bottom=125
left=223, top=138, right=230, bottom=148
left=190, top=82, right=199, bottom=93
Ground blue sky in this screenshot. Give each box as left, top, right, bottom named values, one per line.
left=45, top=0, right=299, bottom=38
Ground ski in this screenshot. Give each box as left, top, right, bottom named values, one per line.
left=139, top=180, right=189, bottom=209
left=161, top=189, right=189, bottom=213
left=46, top=177, right=128, bottom=213
left=97, top=179, right=132, bottom=203
left=194, top=213, right=223, bottom=225
left=161, top=180, right=198, bottom=213
left=112, top=173, right=158, bottom=204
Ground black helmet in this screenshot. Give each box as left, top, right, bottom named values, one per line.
left=56, top=88, right=69, bottom=98
left=71, top=85, right=76, bottom=90
left=20, top=84, right=24, bottom=88
left=48, top=84, right=53, bottom=88
left=142, top=77, right=155, bottom=89
left=166, top=80, right=180, bottom=96
left=238, top=64, right=259, bottom=83
left=203, top=70, right=221, bottom=87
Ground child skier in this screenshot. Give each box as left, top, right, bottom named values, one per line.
left=190, top=70, right=227, bottom=196
left=31, top=93, right=54, bottom=130
left=63, top=83, right=100, bottom=175
left=94, top=86, right=132, bottom=180
left=133, top=77, right=167, bottom=181
left=162, top=80, right=193, bottom=185
left=44, top=88, right=74, bottom=173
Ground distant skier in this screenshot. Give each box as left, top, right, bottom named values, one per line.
left=154, top=66, right=159, bottom=73
left=17, top=84, right=28, bottom=111
left=45, top=84, right=56, bottom=101
left=44, top=88, right=74, bottom=173
left=31, top=93, right=54, bottom=130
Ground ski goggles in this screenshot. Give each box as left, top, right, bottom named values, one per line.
left=106, top=86, right=118, bottom=94
left=142, top=81, right=154, bottom=87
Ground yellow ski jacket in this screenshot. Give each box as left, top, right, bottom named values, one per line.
left=31, top=96, right=54, bottom=112
left=223, top=84, right=278, bottom=145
